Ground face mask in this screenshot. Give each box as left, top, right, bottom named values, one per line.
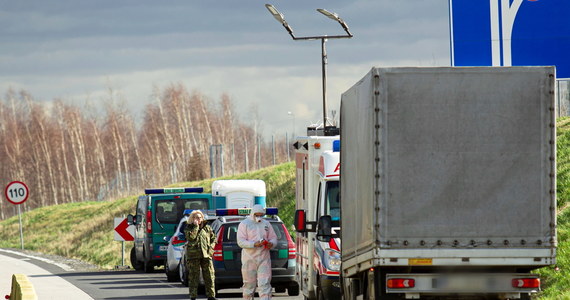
left=255, top=216, right=263, bottom=223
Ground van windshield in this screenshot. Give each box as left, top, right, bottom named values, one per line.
left=155, top=198, right=209, bottom=224
left=324, top=181, right=340, bottom=222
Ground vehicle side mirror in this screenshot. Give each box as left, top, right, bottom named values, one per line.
left=316, top=215, right=332, bottom=242
left=127, top=214, right=135, bottom=225
left=294, top=209, right=307, bottom=233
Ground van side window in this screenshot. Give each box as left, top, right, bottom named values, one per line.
left=156, top=200, right=178, bottom=223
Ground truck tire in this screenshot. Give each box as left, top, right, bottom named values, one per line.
left=519, top=294, right=531, bottom=300
left=130, top=247, right=143, bottom=271
left=287, top=283, right=300, bottom=296
left=315, top=278, right=325, bottom=300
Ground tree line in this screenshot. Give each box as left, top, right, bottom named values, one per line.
left=0, top=84, right=290, bottom=220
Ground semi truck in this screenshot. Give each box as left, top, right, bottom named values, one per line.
left=318, top=67, right=557, bottom=299
left=293, top=131, right=342, bottom=299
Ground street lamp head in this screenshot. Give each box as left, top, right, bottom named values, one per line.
left=317, top=8, right=352, bottom=37
left=265, top=4, right=295, bottom=38
left=265, top=4, right=286, bottom=24
left=317, top=8, right=340, bottom=22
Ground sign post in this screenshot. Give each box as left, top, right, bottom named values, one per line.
left=114, top=217, right=135, bottom=267
left=4, top=181, right=30, bottom=250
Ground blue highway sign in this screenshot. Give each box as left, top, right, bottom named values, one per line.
left=449, top=0, right=570, bottom=78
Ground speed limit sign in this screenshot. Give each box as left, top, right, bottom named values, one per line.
left=5, top=181, right=29, bottom=205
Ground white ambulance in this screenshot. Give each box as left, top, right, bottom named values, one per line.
left=293, top=133, right=341, bottom=300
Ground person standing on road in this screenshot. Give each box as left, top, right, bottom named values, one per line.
left=185, top=210, right=216, bottom=300
left=237, top=204, right=278, bottom=300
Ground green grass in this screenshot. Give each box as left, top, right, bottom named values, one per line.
left=0, top=163, right=295, bottom=269
left=1, top=118, right=569, bottom=298
left=535, top=117, right=570, bottom=299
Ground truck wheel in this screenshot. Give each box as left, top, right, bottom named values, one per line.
left=165, top=260, right=180, bottom=282
left=130, top=247, right=143, bottom=271
left=316, top=286, right=325, bottom=300
left=519, top=294, right=531, bottom=300
left=287, top=283, right=300, bottom=296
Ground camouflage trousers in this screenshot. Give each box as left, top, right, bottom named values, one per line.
left=186, top=257, right=215, bottom=298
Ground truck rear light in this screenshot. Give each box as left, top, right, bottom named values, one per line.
left=512, top=278, right=540, bottom=288
left=213, top=227, right=225, bottom=261
left=146, top=210, right=152, bottom=233
left=281, top=224, right=297, bottom=259
left=387, top=278, right=415, bottom=289
left=171, top=236, right=185, bottom=245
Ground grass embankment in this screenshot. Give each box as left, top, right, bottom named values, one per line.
left=536, top=117, right=570, bottom=299
left=0, top=163, right=295, bottom=269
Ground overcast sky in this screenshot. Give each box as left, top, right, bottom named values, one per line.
left=0, top=1, right=451, bottom=137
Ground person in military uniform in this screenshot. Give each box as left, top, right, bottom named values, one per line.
left=185, top=210, right=216, bottom=300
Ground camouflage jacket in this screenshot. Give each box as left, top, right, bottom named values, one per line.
left=184, top=223, right=216, bottom=259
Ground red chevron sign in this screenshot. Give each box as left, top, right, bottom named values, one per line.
left=114, top=218, right=135, bottom=241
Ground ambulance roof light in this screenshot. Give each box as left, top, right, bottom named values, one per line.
left=333, top=140, right=340, bottom=152
left=216, top=207, right=279, bottom=216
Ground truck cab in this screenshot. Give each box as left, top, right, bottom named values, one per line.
left=293, top=134, right=341, bottom=300
left=128, top=187, right=213, bottom=272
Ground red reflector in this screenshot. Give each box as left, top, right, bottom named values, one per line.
left=512, top=278, right=540, bottom=288
left=387, top=278, right=415, bottom=289
left=174, top=195, right=181, bottom=199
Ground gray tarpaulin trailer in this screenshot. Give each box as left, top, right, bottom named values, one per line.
left=338, top=67, right=556, bottom=299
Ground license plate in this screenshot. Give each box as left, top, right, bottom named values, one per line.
left=437, top=276, right=494, bottom=292
left=159, top=245, right=168, bottom=252
left=408, top=258, right=432, bottom=266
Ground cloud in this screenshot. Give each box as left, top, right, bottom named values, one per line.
left=0, top=0, right=451, bottom=137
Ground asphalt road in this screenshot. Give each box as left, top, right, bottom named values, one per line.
left=61, top=269, right=303, bottom=300
left=0, top=250, right=303, bottom=300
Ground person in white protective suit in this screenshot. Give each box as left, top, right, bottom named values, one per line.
left=237, top=204, right=278, bottom=300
